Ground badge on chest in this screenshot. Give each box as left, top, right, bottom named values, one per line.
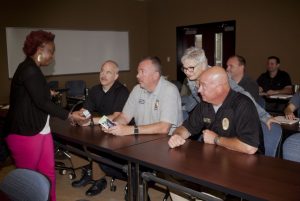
left=222, top=117, right=229, bottom=130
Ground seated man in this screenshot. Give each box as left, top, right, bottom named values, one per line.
left=284, top=92, right=300, bottom=120
left=257, top=56, right=292, bottom=95
left=72, top=60, right=129, bottom=196
left=103, top=56, right=183, bottom=200
left=168, top=67, right=264, bottom=201
left=105, top=56, right=183, bottom=136
left=226, top=55, right=260, bottom=102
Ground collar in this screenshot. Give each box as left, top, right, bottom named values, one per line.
left=101, top=80, right=122, bottom=93
left=152, top=76, right=164, bottom=96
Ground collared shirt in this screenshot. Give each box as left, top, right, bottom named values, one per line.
left=122, top=77, right=183, bottom=135
left=183, top=90, right=264, bottom=154
left=238, top=74, right=260, bottom=103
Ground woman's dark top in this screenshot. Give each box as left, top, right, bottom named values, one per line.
left=4, top=57, right=69, bottom=136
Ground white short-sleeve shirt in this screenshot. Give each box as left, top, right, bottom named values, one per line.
left=122, top=77, right=183, bottom=135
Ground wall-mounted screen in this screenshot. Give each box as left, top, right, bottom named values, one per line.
left=6, top=27, right=129, bottom=78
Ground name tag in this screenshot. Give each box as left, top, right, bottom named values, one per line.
left=203, top=117, right=211, bottom=124
left=154, top=100, right=159, bottom=110
left=139, top=99, right=145, bottom=104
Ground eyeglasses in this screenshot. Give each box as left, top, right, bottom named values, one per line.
left=181, top=66, right=195, bottom=73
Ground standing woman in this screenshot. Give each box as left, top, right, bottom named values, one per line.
left=4, top=30, right=86, bottom=201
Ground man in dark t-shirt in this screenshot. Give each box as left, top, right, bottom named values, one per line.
left=72, top=60, right=129, bottom=196
left=257, top=56, right=292, bottom=95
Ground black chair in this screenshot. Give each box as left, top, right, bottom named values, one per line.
left=54, top=100, right=86, bottom=180
left=48, top=80, right=64, bottom=106
left=54, top=137, right=94, bottom=181
left=48, top=80, right=59, bottom=90
left=65, top=80, right=86, bottom=110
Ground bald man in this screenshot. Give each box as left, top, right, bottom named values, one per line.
left=72, top=60, right=129, bottom=196
left=80, top=60, right=129, bottom=125
left=169, top=66, right=264, bottom=155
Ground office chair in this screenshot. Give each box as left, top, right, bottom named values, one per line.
left=54, top=100, right=86, bottom=180
left=0, top=168, right=50, bottom=201
left=55, top=142, right=77, bottom=180
left=65, top=80, right=86, bottom=110
left=261, top=122, right=282, bottom=157
left=282, top=133, right=300, bottom=163
left=48, top=80, right=59, bottom=90
left=48, top=80, right=64, bottom=106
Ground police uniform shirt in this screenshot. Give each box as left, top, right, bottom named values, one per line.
left=183, top=90, right=264, bottom=154
left=122, top=77, right=183, bottom=135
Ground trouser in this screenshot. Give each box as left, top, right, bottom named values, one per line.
left=6, top=133, right=56, bottom=201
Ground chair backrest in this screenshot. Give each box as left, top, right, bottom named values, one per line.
left=65, top=80, right=86, bottom=97
left=261, top=122, right=282, bottom=157
left=48, top=80, right=59, bottom=90
left=0, top=168, right=50, bottom=201
left=282, top=133, right=300, bottom=163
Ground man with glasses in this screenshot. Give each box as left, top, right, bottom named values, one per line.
left=180, top=47, right=274, bottom=128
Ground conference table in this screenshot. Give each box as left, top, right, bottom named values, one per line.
left=51, top=118, right=300, bottom=201
left=115, top=137, right=300, bottom=201
left=50, top=118, right=167, bottom=201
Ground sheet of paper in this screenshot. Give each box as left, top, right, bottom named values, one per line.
left=268, top=94, right=293, bottom=99
left=274, top=116, right=299, bottom=125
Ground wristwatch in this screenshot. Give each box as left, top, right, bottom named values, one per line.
left=134, top=125, right=139, bottom=135
left=214, top=136, right=221, bottom=145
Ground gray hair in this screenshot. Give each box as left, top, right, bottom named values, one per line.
left=102, top=60, right=119, bottom=73
left=181, top=47, right=208, bottom=66
left=141, top=56, right=162, bottom=75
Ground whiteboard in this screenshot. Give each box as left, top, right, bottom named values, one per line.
left=6, top=27, right=130, bottom=78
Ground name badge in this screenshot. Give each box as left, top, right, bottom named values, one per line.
left=154, top=100, right=159, bottom=110
left=139, top=99, right=145, bottom=104
left=203, top=117, right=211, bottom=124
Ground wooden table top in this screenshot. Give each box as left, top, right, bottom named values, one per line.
left=115, top=137, right=300, bottom=201
left=50, top=117, right=167, bottom=152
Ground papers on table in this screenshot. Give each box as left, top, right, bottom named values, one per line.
left=268, top=94, right=293, bottom=99
left=0, top=105, right=9, bottom=109
left=274, top=116, right=299, bottom=125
